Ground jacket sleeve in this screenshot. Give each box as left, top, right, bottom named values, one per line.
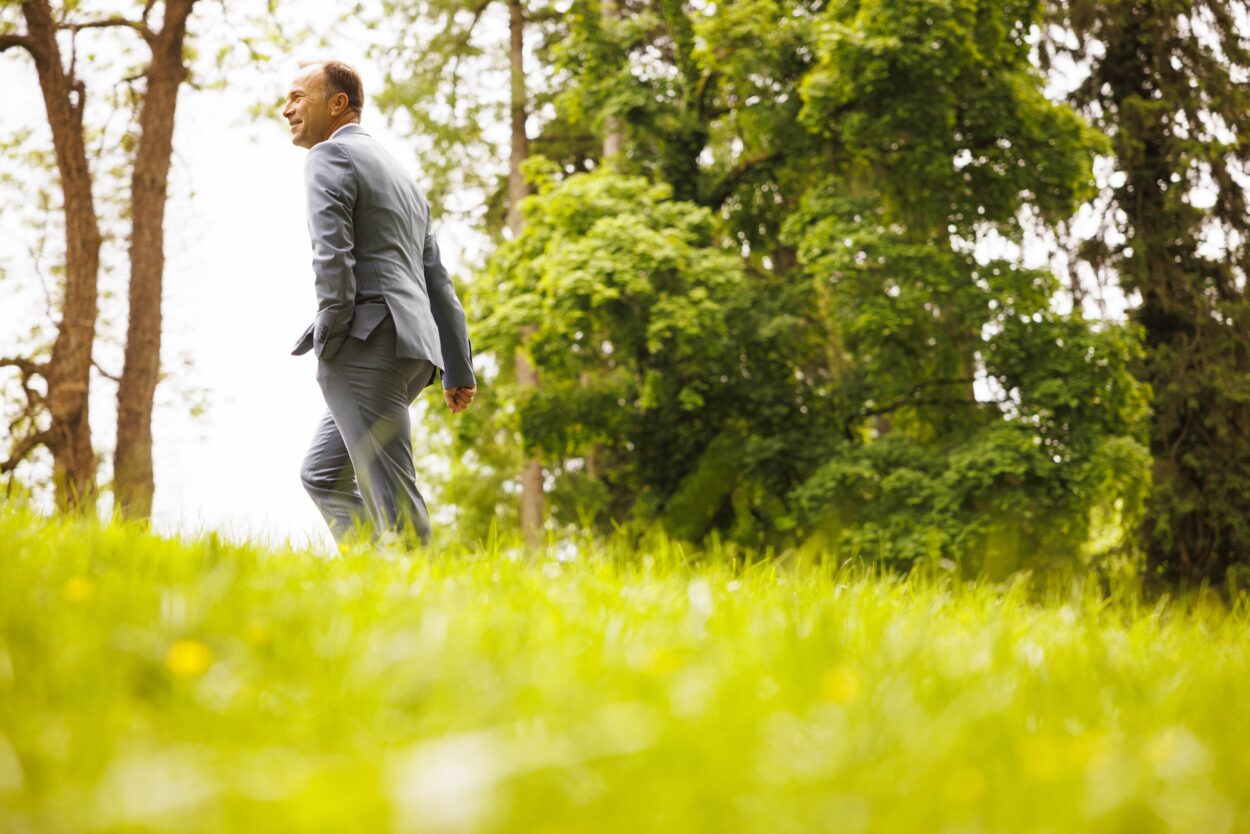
left=304, top=142, right=358, bottom=361
left=424, top=224, right=477, bottom=389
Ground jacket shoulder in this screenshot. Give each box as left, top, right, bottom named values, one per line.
left=304, top=137, right=356, bottom=172
left=304, top=141, right=360, bottom=199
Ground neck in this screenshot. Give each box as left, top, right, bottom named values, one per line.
left=324, top=117, right=359, bottom=140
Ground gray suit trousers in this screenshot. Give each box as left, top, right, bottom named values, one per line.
left=300, top=314, right=437, bottom=548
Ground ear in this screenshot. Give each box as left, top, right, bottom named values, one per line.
left=331, top=92, right=349, bottom=115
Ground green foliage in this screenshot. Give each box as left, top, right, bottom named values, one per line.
left=551, top=0, right=715, bottom=202
left=474, top=163, right=758, bottom=529
left=371, top=0, right=582, bottom=232
left=793, top=424, right=1150, bottom=574
left=781, top=179, right=1150, bottom=570
left=411, top=0, right=1159, bottom=569
left=371, top=0, right=508, bottom=216
left=689, top=0, right=825, bottom=255
left=368, top=0, right=1235, bottom=579
left=482, top=164, right=744, bottom=378
left=1041, top=0, right=1250, bottom=585
left=549, top=0, right=669, bottom=142
left=4, top=506, right=1250, bottom=831
left=800, top=0, right=1106, bottom=233
left=731, top=0, right=1150, bottom=570
left=659, top=424, right=748, bottom=541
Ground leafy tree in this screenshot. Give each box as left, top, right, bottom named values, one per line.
left=1, top=0, right=118, bottom=511
left=475, top=161, right=759, bottom=536
left=776, top=0, right=1150, bottom=569
left=1041, top=0, right=1250, bottom=587
left=786, top=187, right=1149, bottom=571
left=554, top=0, right=822, bottom=259
left=533, top=0, right=1150, bottom=568
left=374, top=0, right=1155, bottom=571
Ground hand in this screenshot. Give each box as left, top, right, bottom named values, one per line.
left=444, top=384, right=476, bottom=413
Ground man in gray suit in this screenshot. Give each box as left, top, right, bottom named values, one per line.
left=283, top=59, right=476, bottom=549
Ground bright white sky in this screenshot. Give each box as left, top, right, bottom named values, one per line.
left=0, top=13, right=491, bottom=553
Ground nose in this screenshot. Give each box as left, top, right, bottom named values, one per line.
left=282, top=101, right=294, bottom=120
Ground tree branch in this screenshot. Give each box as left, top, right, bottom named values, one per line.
left=0, top=33, right=34, bottom=54
left=0, top=429, right=53, bottom=475
left=708, top=150, right=781, bottom=209
left=59, top=17, right=154, bottom=45
left=447, top=0, right=493, bottom=112
left=0, top=355, right=47, bottom=411
left=695, top=69, right=719, bottom=123
left=0, top=356, right=45, bottom=379
left=92, top=359, right=121, bottom=383
left=855, top=377, right=984, bottom=420
left=859, top=395, right=1003, bottom=420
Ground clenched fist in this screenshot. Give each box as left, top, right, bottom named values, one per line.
left=444, top=385, right=476, bottom=413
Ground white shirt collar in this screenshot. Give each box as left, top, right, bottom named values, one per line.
left=329, top=122, right=359, bottom=140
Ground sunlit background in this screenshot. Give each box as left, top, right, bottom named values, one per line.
left=0, top=6, right=499, bottom=551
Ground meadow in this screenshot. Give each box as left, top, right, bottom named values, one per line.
left=1, top=502, right=1247, bottom=833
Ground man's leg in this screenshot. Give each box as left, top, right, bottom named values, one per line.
left=315, top=321, right=437, bottom=547
left=300, top=407, right=370, bottom=546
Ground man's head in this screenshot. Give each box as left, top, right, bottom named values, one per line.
left=283, top=60, right=364, bottom=149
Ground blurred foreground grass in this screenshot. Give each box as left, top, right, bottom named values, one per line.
left=1, top=503, right=1248, bottom=833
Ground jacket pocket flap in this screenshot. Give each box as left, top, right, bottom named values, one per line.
left=348, top=303, right=391, bottom=341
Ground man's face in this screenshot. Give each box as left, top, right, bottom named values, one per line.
left=283, top=67, right=332, bottom=149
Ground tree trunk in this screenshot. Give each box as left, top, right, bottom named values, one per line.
left=4, top=0, right=104, bottom=513
left=506, top=0, right=530, bottom=239
left=600, top=0, right=623, bottom=160
left=114, top=0, right=197, bottom=520
left=507, top=0, right=545, bottom=548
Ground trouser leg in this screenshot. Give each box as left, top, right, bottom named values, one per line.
left=312, top=322, right=437, bottom=547
left=300, top=406, right=369, bottom=545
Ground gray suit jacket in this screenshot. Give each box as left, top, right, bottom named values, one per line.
left=291, top=123, right=476, bottom=390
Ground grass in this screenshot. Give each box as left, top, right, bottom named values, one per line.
left=1, top=502, right=1248, bottom=833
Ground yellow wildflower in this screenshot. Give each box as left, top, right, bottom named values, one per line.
left=62, top=576, right=94, bottom=603
left=820, top=665, right=861, bottom=704
left=165, top=639, right=214, bottom=678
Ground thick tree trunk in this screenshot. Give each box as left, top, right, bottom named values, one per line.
left=114, top=0, right=197, bottom=520
left=508, top=0, right=544, bottom=548
left=11, top=0, right=103, bottom=512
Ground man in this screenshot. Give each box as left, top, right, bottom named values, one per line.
left=283, top=59, right=476, bottom=549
